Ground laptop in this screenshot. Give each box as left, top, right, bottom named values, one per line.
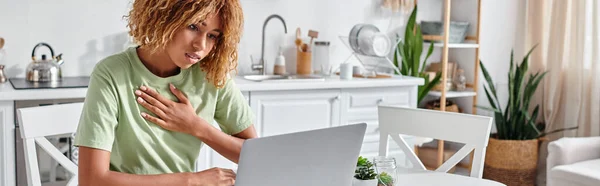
left=235, top=123, right=367, bottom=186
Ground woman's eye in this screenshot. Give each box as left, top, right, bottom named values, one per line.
left=208, top=34, right=219, bottom=40
left=188, top=24, right=198, bottom=31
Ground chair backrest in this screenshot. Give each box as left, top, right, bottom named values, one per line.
left=17, top=102, right=84, bottom=186
left=377, top=105, right=493, bottom=178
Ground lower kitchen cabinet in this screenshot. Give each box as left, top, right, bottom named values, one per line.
left=196, top=86, right=418, bottom=170
left=250, top=89, right=342, bottom=137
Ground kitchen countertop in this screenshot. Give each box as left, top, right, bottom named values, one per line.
left=0, top=75, right=423, bottom=101
left=235, top=75, right=423, bottom=91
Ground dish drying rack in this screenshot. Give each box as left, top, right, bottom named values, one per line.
left=338, top=35, right=401, bottom=78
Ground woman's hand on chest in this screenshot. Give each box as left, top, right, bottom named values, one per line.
left=135, top=83, right=209, bottom=136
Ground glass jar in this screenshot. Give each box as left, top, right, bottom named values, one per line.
left=455, top=69, right=467, bottom=91
left=446, top=77, right=454, bottom=91
left=312, top=41, right=331, bottom=76
left=373, top=156, right=398, bottom=186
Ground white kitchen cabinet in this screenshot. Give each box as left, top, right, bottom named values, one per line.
left=0, top=101, right=12, bottom=186
left=250, top=89, right=342, bottom=137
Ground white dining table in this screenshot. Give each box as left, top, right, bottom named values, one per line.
left=395, top=168, right=506, bottom=186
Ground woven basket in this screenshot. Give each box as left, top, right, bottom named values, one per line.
left=483, top=137, right=539, bottom=186
left=425, top=99, right=460, bottom=113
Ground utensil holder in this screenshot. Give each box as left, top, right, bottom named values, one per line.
left=296, top=50, right=312, bottom=75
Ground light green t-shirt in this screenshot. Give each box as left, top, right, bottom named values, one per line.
left=74, top=46, right=254, bottom=174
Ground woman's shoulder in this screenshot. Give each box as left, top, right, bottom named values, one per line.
left=91, top=48, right=134, bottom=76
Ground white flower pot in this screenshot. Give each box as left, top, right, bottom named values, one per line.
left=352, top=178, right=378, bottom=186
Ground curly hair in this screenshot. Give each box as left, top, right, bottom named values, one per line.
left=126, top=0, right=243, bottom=88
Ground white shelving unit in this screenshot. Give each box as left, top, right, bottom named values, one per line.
left=414, top=0, right=482, bottom=174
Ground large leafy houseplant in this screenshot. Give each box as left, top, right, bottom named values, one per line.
left=478, top=46, right=578, bottom=185
left=394, top=6, right=442, bottom=103
left=479, top=46, right=576, bottom=140
left=479, top=46, right=545, bottom=140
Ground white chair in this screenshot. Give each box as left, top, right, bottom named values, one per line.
left=377, top=105, right=493, bottom=178
left=17, top=102, right=83, bottom=186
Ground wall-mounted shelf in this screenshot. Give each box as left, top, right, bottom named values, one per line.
left=425, top=42, right=479, bottom=49
left=428, top=90, right=477, bottom=98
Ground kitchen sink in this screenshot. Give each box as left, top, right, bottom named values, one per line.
left=242, top=74, right=325, bottom=82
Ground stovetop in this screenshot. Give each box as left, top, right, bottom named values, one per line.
left=9, top=76, right=90, bottom=90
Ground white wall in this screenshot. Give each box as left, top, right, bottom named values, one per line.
left=0, top=0, right=132, bottom=77
left=477, top=0, right=526, bottom=116
left=0, top=0, right=523, bottom=104
left=0, top=0, right=438, bottom=77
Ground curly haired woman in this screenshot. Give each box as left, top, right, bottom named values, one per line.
left=74, top=0, right=256, bottom=185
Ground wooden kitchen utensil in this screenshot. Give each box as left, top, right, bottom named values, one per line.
left=295, top=28, right=303, bottom=52
left=300, top=43, right=309, bottom=52
left=0, top=37, right=5, bottom=49
left=307, top=30, right=319, bottom=51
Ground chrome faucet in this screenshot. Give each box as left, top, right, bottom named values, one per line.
left=252, top=14, right=288, bottom=75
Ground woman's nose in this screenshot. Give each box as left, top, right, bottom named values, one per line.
left=192, top=35, right=207, bottom=51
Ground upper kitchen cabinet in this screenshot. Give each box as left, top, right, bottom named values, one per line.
left=250, top=89, right=341, bottom=137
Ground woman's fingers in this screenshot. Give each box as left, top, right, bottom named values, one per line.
left=141, top=112, right=168, bottom=127
left=137, top=96, right=167, bottom=119
left=140, top=85, right=173, bottom=106
left=221, top=168, right=236, bottom=185
left=169, top=83, right=190, bottom=104
left=135, top=90, right=168, bottom=110
left=223, top=168, right=236, bottom=177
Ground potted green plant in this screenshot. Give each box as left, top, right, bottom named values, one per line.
left=478, top=46, right=577, bottom=185
left=394, top=5, right=442, bottom=104
left=377, top=172, right=394, bottom=186
left=353, top=156, right=378, bottom=186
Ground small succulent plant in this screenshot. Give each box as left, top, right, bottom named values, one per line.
left=354, top=156, right=377, bottom=180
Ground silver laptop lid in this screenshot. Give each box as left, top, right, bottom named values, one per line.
left=235, top=123, right=367, bottom=186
